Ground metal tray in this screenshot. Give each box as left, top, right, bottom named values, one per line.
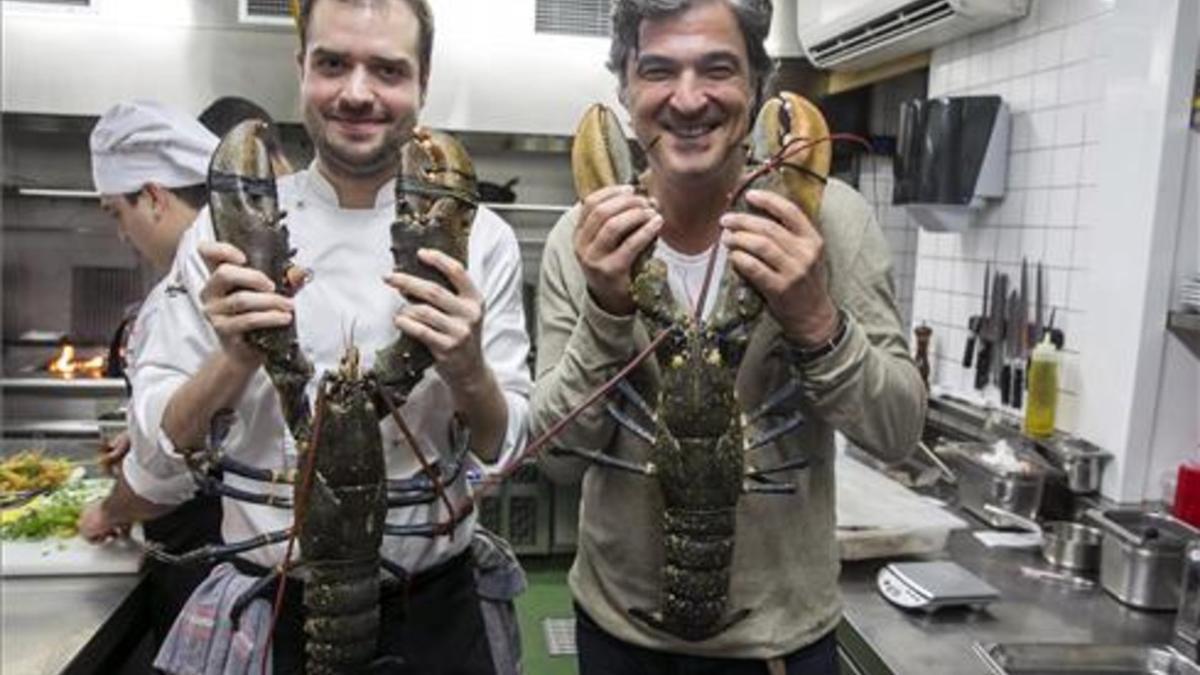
left=975, top=642, right=1200, bottom=674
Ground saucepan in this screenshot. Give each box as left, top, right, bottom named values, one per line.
left=984, top=504, right=1103, bottom=573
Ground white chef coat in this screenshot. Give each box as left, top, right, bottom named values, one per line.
left=130, top=165, right=532, bottom=572
left=121, top=278, right=199, bottom=506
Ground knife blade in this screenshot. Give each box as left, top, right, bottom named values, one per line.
left=1001, top=289, right=1021, bottom=406
left=963, top=262, right=990, bottom=367
left=1013, top=260, right=1029, bottom=408
left=1034, top=261, right=1044, bottom=345
left=976, top=271, right=1007, bottom=390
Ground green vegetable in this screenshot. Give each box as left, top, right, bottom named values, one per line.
left=0, top=479, right=111, bottom=540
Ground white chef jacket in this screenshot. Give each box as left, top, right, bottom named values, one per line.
left=130, top=165, right=532, bottom=572
left=120, top=278, right=198, bottom=505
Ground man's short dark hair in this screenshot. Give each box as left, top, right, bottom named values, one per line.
left=608, top=0, right=775, bottom=111
left=297, top=0, right=435, bottom=91
left=124, top=184, right=208, bottom=211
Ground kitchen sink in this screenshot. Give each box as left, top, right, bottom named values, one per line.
left=975, top=642, right=1200, bottom=674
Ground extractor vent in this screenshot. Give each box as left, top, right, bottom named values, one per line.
left=71, top=267, right=142, bottom=345
left=535, top=0, right=610, bottom=37
left=807, top=0, right=955, bottom=68
left=240, top=0, right=295, bottom=27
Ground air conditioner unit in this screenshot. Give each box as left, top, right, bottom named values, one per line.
left=798, top=0, right=1029, bottom=71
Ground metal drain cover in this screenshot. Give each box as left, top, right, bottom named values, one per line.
left=542, top=617, right=577, bottom=656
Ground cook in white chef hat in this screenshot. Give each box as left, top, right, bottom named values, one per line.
left=90, top=100, right=218, bottom=271
left=90, top=100, right=218, bottom=196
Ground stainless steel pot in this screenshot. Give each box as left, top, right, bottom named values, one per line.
left=1090, top=509, right=1200, bottom=610
left=983, top=505, right=1103, bottom=574
left=1040, top=521, right=1103, bottom=572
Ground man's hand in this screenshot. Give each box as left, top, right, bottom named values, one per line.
left=573, top=184, right=662, bottom=316
left=720, top=189, right=839, bottom=346
left=197, top=240, right=294, bottom=369
left=77, top=500, right=128, bottom=544
left=98, top=432, right=131, bottom=477
left=386, top=249, right=491, bottom=397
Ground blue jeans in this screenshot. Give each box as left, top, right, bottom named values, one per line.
left=575, top=604, right=838, bottom=675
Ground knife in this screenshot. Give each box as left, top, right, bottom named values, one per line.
left=1000, top=289, right=1020, bottom=406
left=1012, top=259, right=1029, bottom=408
left=1033, top=261, right=1044, bottom=345
left=963, top=262, right=990, bottom=367
left=975, top=272, right=1007, bottom=390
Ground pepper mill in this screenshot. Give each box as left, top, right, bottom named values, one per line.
left=914, top=323, right=932, bottom=387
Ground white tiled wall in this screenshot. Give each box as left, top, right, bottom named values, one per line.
left=860, top=157, right=919, bottom=331
left=910, top=0, right=1116, bottom=432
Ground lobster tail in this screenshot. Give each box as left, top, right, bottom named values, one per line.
left=208, top=119, right=314, bottom=445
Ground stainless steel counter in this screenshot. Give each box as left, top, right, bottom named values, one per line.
left=1, top=574, right=145, bottom=675
left=838, top=527, right=1177, bottom=674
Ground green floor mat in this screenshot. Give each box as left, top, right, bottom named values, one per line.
left=515, top=556, right=579, bottom=675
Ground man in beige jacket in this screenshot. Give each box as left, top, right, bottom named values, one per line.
left=531, top=0, right=926, bottom=672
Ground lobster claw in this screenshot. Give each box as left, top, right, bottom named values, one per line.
left=746, top=92, right=832, bottom=222
left=571, top=103, right=636, bottom=199
left=374, top=128, right=479, bottom=408
left=208, top=119, right=314, bottom=445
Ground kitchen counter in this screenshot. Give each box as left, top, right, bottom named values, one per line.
left=838, top=526, right=1178, bottom=675
left=1, top=573, right=148, bottom=675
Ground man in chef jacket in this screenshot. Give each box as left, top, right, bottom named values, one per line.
left=77, top=100, right=225, bottom=650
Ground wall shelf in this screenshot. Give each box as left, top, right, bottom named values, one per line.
left=1167, top=310, right=1200, bottom=358
left=482, top=203, right=571, bottom=214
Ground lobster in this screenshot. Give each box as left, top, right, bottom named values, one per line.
left=554, top=92, right=833, bottom=641
left=151, top=120, right=480, bottom=674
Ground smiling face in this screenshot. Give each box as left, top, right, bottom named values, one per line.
left=298, top=0, right=424, bottom=182
left=621, top=0, right=755, bottom=188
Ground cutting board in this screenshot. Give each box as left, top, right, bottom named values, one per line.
left=1, top=536, right=142, bottom=577
left=836, top=452, right=966, bottom=560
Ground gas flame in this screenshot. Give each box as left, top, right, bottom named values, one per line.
left=46, top=342, right=106, bottom=379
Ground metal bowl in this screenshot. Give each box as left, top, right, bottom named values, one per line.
left=1041, top=521, right=1103, bottom=572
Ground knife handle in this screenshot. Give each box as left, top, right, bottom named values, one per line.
left=1000, top=363, right=1012, bottom=406
left=974, top=342, right=992, bottom=390
left=963, top=335, right=976, bottom=368
left=1012, top=367, right=1024, bottom=408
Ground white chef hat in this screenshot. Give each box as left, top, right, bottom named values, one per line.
left=90, top=100, right=219, bottom=195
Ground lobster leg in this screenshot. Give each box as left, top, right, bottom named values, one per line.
left=605, top=402, right=657, bottom=445
left=191, top=470, right=294, bottom=508
left=743, top=379, right=799, bottom=425
left=383, top=504, right=476, bottom=539
left=547, top=445, right=657, bottom=476
left=213, top=456, right=296, bottom=484
left=230, top=570, right=282, bottom=626
left=145, top=528, right=292, bottom=565
left=746, top=456, right=810, bottom=479
left=743, top=412, right=806, bottom=452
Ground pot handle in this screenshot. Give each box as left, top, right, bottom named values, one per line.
left=1085, top=508, right=1144, bottom=547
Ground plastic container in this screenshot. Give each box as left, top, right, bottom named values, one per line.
left=1024, top=335, right=1059, bottom=438
left=1176, top=461, right=1200, bottom=529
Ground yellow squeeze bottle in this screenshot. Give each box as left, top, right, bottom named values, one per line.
left=1024, top=334, right=1059, bottom=438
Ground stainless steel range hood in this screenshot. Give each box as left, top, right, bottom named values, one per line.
left=1, top=0, right=623, bottom=136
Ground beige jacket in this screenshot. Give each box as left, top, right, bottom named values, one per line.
left=531, top=178, right=927, bottom=658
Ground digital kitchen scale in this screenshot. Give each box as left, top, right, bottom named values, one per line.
left=876, top=561, right=1000, bottom=612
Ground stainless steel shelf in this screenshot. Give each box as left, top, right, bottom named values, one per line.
left=1, top=420, right=104, bottom=439
left=1, top=378, right=127, bottom=398
left=483, top=202, right=571, bottom=214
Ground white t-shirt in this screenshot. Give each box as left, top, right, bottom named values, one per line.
left=653, top=239, right=728, bottom=321
left=131, top=166, right=532, bottom=572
